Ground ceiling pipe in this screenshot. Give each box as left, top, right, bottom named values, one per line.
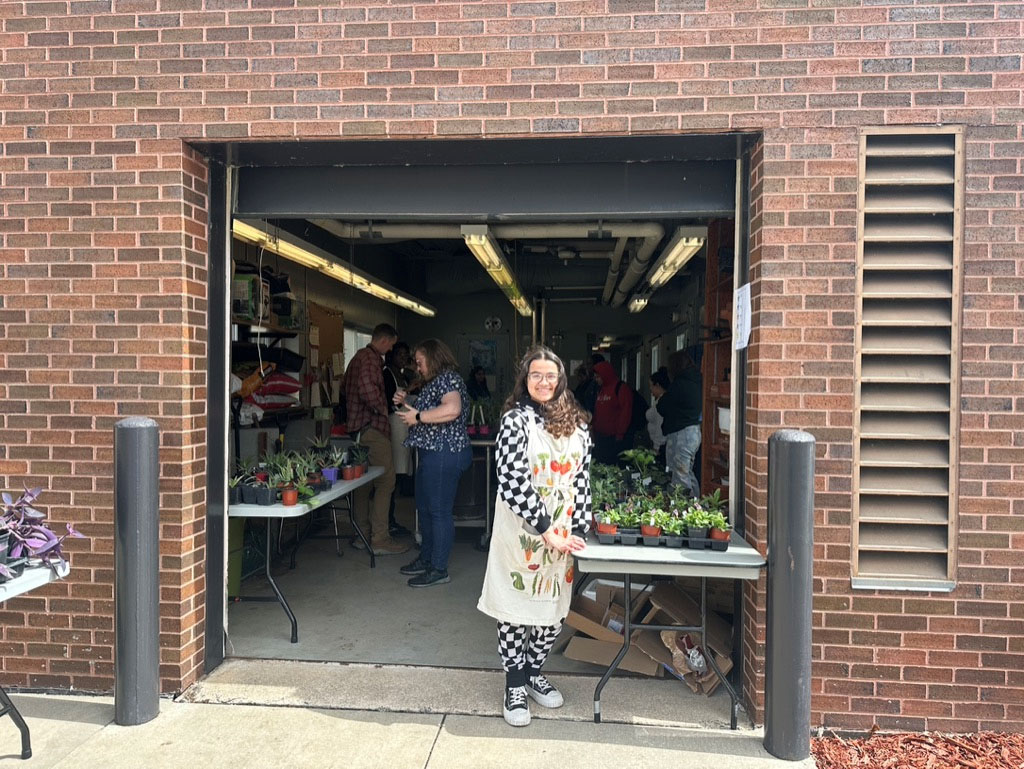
left=602, top=237, right=628, bottom=305
left=609, top=231, right=666, bottom=308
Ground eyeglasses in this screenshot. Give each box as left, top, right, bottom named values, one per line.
left=527, top=373, right=559, bottom=384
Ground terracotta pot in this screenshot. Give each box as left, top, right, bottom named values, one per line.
left=640, top=524, right=662, bottom=537
left=595, top=521, right=618, bottom=535
left=709, top=527, right=731, bottom=541
left=281, top=488, right=298, bottom=506
left=341, top=466, right=357, bottom=481
left=354, top=464, right=365, bottom=477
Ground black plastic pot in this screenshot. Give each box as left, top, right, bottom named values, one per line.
left=255, top=486, right=276, bottom=506
left=642, top=535, right=662, bottom=547
left=241, top=484, right=257, bottom=504
left=228, top=486, right=241, bottom=505
left=618, top=528, right=640, bottom=546
left=664, top=535, right=684, bottom=548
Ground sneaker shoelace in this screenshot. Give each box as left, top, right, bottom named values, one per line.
left=530, top=676, right=555, bottom=695
left=506, top=686, right=528, bottom=710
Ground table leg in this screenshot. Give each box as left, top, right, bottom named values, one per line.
left=476, top=446, right=492, bottom=551
left=700, top=576, right=741, bottom=729
left=0, top=686, right=32, bottom=759
left=593, top=572, right=633, bottom=723
left=264, top=518, right=298, bottom=643
left=348, top=492, right=375, bottom=569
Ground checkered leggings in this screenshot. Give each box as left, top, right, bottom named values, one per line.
left=497, top=621, right=562, bottom=682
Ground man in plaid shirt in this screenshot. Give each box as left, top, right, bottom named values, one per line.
left=344, top=323, right=409, bottom=555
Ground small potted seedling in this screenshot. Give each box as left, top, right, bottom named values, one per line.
left=662, top=515, right=685, bottom=548
left=322, top=446, right=346, bottom=484
left=685, top=506, right=713, bottom=548
left=595, top=507, right=621, bottom=544
left=642, top=508, right=669, bottom=546
left=618, top=503, right=641, bottom=546
left=707, top=510, right=731, bottom=549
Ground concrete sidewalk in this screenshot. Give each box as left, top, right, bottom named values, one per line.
left=0, top=692, right=815, bottom=769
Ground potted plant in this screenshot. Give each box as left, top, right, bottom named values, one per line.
left=641, top=508, right=669, bottom=545
left=662, top=515, right=685, bottom=548
left=684, top=506, right=713, bottom=546
left=309, top=434, right=331, bottom=460
left=619, top=447, right=657, bottom=491
left=322, top=446, right=346, bottom=484
left=237, top=457, right=259, bottom=504
left=1, top=487, right=85, bottom=579
left=595, top=507, right=621, bottom=534
left=618, top=501, right=642, bottom=546
left=349, top=442, right=370, bottom=476
left=254, top=478, right=276, bottom=506
left=271, top=466, right=298, bottom=506
left=228, top=474, right=244, bottom=505
left=707, top=510, right=731, bottom=545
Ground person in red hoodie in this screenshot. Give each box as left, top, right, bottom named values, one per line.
left=590, top=360, right=633, bottom=464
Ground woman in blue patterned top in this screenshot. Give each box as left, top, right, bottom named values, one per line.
left=394, top=338, right=472, bottom=587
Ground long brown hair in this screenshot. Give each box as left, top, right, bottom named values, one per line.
left=412, top=338, right=458, bottom=383
left=504, top=346, right=590, bottom=438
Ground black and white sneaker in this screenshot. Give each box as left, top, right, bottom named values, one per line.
left=503, top=685, right=531, bottom=727
left=407, top=568, right=450, bottom=588
left=526, top=675, right=564, bottom=708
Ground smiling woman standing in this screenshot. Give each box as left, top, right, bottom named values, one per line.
left=394, top=339, right=472, bottom=588
left=477, top=346, right=592, bottom=728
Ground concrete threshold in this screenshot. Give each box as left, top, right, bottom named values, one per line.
left=181, top=657, right=737, bottom=728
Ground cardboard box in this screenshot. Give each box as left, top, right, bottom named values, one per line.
left=564, top=595, right=624, bottom=644
left=563, top=636, right=662, bottom=677
left=648, top=583, right=733, bottom=657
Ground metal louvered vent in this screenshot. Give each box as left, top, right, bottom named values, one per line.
left=852, top=128, right=963, bottom=591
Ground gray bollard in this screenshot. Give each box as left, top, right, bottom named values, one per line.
left=764, top=429, right=815, bottom=761
left=114, top=417, right=160, bottom=726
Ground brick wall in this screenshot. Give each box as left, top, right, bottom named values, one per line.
left=1, top=0, right=1021, bottom=730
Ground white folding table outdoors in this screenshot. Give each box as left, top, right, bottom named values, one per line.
left=0, top=562, right=70, bottom=760
left=574, top=531, right=766, bottom=729
left=228, top=466, right=383, bottom=643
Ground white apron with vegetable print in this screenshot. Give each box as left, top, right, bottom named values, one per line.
left=477, top=416, right=583, bottom=627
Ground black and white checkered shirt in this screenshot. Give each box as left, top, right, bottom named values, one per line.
left=495, top=402, right=592, bottom=536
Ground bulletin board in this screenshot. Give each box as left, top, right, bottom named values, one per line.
left=307, top=301, right=344, bottom=407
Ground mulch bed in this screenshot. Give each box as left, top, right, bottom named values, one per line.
left=812, top=731, right=1024, bottom=769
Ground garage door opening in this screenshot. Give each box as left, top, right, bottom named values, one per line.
left=202, top=134, right=756, bottom=700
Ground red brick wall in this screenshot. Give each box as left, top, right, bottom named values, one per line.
left=1, top=0, right=1021, bottom=730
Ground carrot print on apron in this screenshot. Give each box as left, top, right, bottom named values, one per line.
left=478, top=412, right=585, bottom=627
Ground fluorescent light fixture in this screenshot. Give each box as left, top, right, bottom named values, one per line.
left=647, top=226, right=706, bottom=290
left=628, top=294, right=649, bottom=313
left=461, top=225, right=533, bottom=317
left=232, top=219, right=436, bottom=317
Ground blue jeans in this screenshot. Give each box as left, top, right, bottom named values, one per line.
left=416, top=446, right=472, bottom=571
left=666, top=425, right=701, bottom=497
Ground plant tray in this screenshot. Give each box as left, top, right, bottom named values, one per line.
left=593, top=533, right=728, bottom=551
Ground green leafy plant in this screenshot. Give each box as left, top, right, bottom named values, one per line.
left=619, top=447, right=656, bottom=477
left=295, top=480, right=315, bottom=500
left=327, top=446, right=348, bottom=469
left=597, top=507, right=622, bottom=526
left=707, top=510, right=730, bottom=532
left=662, top=516, right=685, bottom=536
left=685, top=506, right=713, bottom=530
left=349, top=442, right=370, bottom=466
left=701, top=488, right=726, bottom=515
left=647, top=508, right=671, bottom=530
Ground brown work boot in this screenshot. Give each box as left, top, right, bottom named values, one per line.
left=371, top=538, right=410, bottom=555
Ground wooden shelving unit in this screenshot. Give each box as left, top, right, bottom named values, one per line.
left=700, top=218, right=735, bottom=498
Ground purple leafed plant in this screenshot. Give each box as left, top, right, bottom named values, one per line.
left=1, top=487, right=85, bottom=578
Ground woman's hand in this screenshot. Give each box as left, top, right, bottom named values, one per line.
left=397, top=407, right=418, bottom=427
left=542, top=527, right=586, bottom=555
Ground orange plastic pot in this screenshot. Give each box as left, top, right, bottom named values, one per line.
left=281, top=488, right=298, bottom=506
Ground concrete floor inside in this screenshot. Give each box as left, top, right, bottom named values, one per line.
left=227, top=495, right=598, bottom=673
